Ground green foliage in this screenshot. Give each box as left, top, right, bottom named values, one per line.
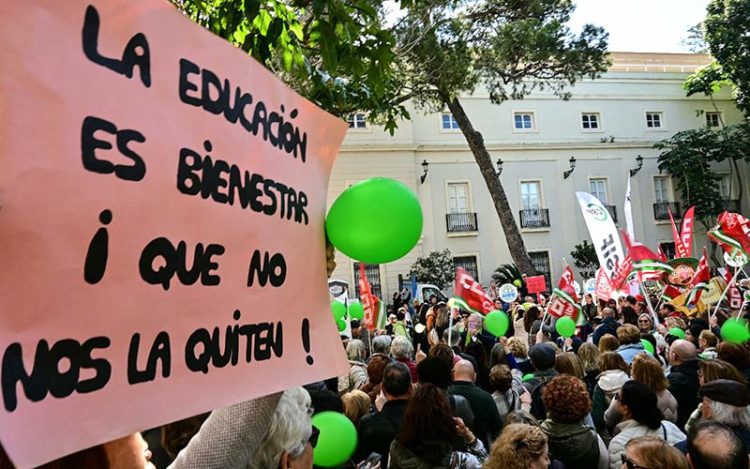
left=570, top=240, right=599, bottom=279
left=704, top=0, right=750, bottom=115
left=409, top=249, right=454, bottom=289
left=492, top=264, right=523, bottom=286
left=171, top=0, right=409, bottom=132
left=684, top=61, right=731, bottom=99
left=681, top=22, right=709, bottom=53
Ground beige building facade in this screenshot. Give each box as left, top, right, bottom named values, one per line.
left=327, top=52, right=748, bottom=301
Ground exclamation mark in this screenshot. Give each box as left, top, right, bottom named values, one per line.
left=302, top=318, right=313, bottom=365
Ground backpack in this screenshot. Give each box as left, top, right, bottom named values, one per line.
left=526, top=377, right=552, bottom=421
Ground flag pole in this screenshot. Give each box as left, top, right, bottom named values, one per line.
left=638, top=275, right=660, bottom=327
left=713, top=265, right=743, bottom=319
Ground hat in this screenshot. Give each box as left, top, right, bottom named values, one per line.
left=528, top=343, right=556, bottom=371
left=350, top=319, right=360, bottom=329
left=700, top=379, right=750, bottom=407
left=388, top=314, right=397, bottom=320
left=668, top=257, right=699, bottom=269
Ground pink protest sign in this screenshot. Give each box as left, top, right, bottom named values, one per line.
left=0, top=0, right=349, bottom=466
left=526, top=275, right=547, bottom=294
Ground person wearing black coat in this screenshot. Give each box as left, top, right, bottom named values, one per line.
left=667, top=340, right=701, bottom=429
left=592, top=308, right=619, bottom=346
left=356, top=362, right=412, bottom=466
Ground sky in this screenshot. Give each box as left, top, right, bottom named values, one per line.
left=567, top=0, right=710, bottom=53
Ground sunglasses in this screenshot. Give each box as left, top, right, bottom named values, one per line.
left=621, top=454, right=649, bottom=469
left=309, top=425, right=320, bottom=448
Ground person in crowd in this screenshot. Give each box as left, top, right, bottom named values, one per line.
left=18, top=433, right=158, bottom=469
left=339, top=339, right=368, bottom=393
left=504, top=409, right=540, bottom=427
left=686, top=421, right=750, bottom=469
left=638, top=313, right=655, bottom=334
left=385, top=314, right=397, bottom=336
left=675, top=379, right=750, bottom=453
left=393, top=311, right=409, bottom=337
left=592, top=352, right=630, bottom=435
left=388, top=384, right=487, bottom=468
left=685, top=320, right=708, bottom=349
left=371, top=334, right=392, bottom=356
left=342, top=390, right=371, bottom=427
left=608, top=381, right=686, bottom=468
left=616, top=324, right=647, bottom=365
left=621, top=306, right=639, bottom=327
left=698, top=330, right=718, bottom=360
left=668, top=340, right=701, bottom=429
left=351, top=319, right=371, bottom=357
left=700, top=359, right=747, bottom=385
left=356, top=362, right=412, bottom=467
left=159, top=414, right=210, bottom=464
left=462, top=312, right=495, bottom=350
left=489, top=364, right=523, bottom=424
left=620, top=435, right=689, bottom=469
left=582, top=293, right=597, bottom=321
left=521, top=343, right=560, bottom=420
left=605, top=354, right=678, bottom=429
left=512, top=305, right=529, bottom=344
left=717, top=341, right=750, bottom=384
left=390, top=336, right=418, bottom=383
left=555, top=351, right=585, bottom=379
left=483, top=423, right=557, bottom=469
left=599, top=333, right=621, bottom=353
left=417, top=357, right=476, bottom=429
left=464, top=340, right=491, bottom=391
left=525, top=306, right=542, bottom=344
left=449, top=359, right=503, bottom=448
left=361, top=353, right=391, bottom=403
left=308, top=388, right=343, bottom=414
left=578, top=342, right=601, bottom=396
left=594, top=308, right=620, bottom=346
left=539, top=375, right=609, bottom=469
left=507, top=336, right=533, bottom=375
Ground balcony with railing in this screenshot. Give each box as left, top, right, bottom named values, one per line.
left=520, top=208, right=550, bottom=228
left=721, top=199, right=740, bottom=213
left=446, top=212, right=478, bottom=233
left=653, top=202, right=681, bottom=221
left=604, top=205, right=618, bottom=224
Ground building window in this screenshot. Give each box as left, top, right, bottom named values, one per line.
left=454, top=256, right=479, bottom=282
left=513, top=112, right=535, bottom=131
left=719, top=174, right=731, bottom=199
left=660, top=242, right=676, bottom=260
left=441, top=112, right=459, bottom=130
left=347, top=113, right=367, bottom=129
left=581, top=113, right=600, bottom=130
left=447, top=182, right=471, bottom=213
left=353, top=263, right=382, bottom=299
left=589, top=178, right=608, bottom=203
left=520, top=181, right=542, bottom=210
left=706, top=111, right=721, bottom=128
left=654, top=176, right=671, bottom=203
left=529, top=251, right=551, bottom=292
left=646, top=112, right=663, bottom=129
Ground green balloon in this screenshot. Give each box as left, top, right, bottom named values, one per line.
left=721, top=318, right=750, bottom=344
left=522, top=373, right=535, bottom=382
left=513, top=279, right=522, bottom=287
left=641, top=339, right=655, bottom=355
left=668, top=327, right=686, bottom=339
left=336, top=318, right=347, bottom=332
left=555, top=317, right=576, bottom=338
left=326, top=178, right=423, bottom=264
left=312, top=411, right=357, bottom=467
left=331, top=302, right=346, bottom=321
left=484, top=310, right=509, bottom=337
left=348, top=303, right=364, bottom=320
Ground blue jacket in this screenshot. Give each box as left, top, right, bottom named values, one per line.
left=617, top=342, right=650, bottom=365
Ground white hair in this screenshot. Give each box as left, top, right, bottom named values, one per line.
left=249, top=387, right=312, bottom=468
left=390, top=336, right=413, bottom=360
left=707, top=399, right=750, bottom=430
left=372, top=335, right=392, bottom=355
left=347, top=339, right=366, bottom=361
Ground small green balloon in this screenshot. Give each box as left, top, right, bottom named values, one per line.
left=641, top=339, right=655, bottom=355
left=721, top=318, right=750, bottom=344
left=348, top=303, right=364, bottom=320
left=311, top=411, right=358, bottom=467
left=484, top=310, right=509, bottom=337
left=513, top=279, right=522, bottom=287
left=555, top=317, right=576, bottom=338
left=336, top=318, right=346, bottom=332
left=331, top=302, right=346, bottom=321
left=522, top=373, right=535, bottom=382
left=326, top=178, right=423, bottom=264
left=668, top=327, right=686, bottom=339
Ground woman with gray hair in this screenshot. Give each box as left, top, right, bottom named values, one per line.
left=371, top=334, right=392, bottom=355
left=391, top=335, right=418, bottom=383
left=338, top=339, right=368, bottom=393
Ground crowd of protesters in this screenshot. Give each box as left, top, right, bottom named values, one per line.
left=5, top=290, right=750, bottom=469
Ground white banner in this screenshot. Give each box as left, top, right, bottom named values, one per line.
left=625, top=177, right=635, bottom=240
left=576, top=192, right=626, bottom=281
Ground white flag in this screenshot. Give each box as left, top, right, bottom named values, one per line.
left=625, top=177, right=635, bottom=240
left=576, top=192, right=626, bottom=280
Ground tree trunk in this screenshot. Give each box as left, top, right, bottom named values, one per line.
left=444, top=96, right=536, bottom=275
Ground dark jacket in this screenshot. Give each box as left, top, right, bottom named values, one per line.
left=592, top=317, right=619, bottom=346
left=356, top=399, right=408, bottom=466
left=540, top=420, right=600, bottom=469
left=448, top=380, right=502, bottom=448
left=667, top=359, right=701, bottom=429
left=521, top=369, right=559, bottom=421
left=517, top=358, right=535, bottom=376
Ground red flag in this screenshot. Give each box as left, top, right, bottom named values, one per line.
left=668, top=207, right=689, bottom=258
left=708, top=211, right=750, bottom=256
left=680, top=206, right=696, bottom=258
left=657, top=245, right=667, bottom=262
left=620, top=231, right=673, bottom=282
left=595, top=267, right=613, bottom=301
left=661, top=284, right=682, bottom=302
left=453, top=268, right=494, bottom=314
left=686, top=247, right=709, bottom=306
left=358, top=263, right=379, bottom=330
left=550, top=266, right=581, bottom=319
